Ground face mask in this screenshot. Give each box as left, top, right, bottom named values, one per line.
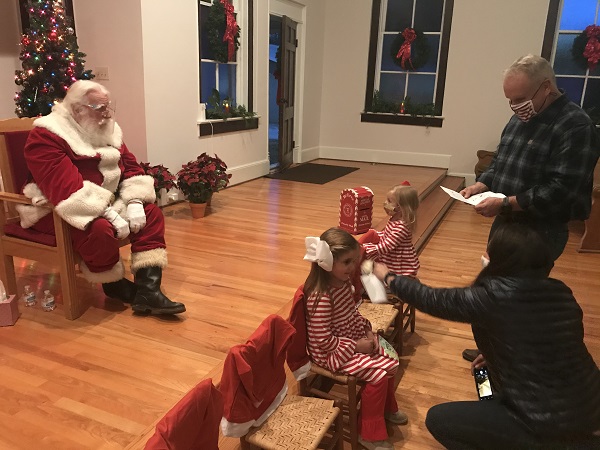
left=383, top=201, right=397, bottom=215
left=509, top=82, right=546, bottom=123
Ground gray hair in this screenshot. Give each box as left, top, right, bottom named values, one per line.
left=62, top=80, right=110, bottom=111
left=504, top=54, right=557, bottom=87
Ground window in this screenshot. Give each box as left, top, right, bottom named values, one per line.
left=543, top=0, right=600, bottom=124
left=362, top=0, right=454, bottom=127
left=198, top=0, right=257, bottom=135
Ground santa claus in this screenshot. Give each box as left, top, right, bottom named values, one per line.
left=17, top=80, right=185, bottom=315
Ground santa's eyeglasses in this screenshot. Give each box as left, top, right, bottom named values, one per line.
left=84, top=102, right=115, bottom=115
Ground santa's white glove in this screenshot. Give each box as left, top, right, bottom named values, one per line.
left=126, top=200, right=146, bottom=234
left=103, top=206, right=130, bottom=239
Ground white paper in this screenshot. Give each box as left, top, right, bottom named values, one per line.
left=360, top=273, right=389, bottom=304
left=440, top=186, right=505, bottom=206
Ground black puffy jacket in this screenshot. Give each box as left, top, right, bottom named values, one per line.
left=390, top=275, right=600, bottom=438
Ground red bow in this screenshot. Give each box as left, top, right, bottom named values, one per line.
left=583, top=25, right=600, bottom=71
left=401, top=180, right=411, bottom=186
left=221, top=0, right=239, bottom=62
left=396, top=28, right=417, bottom=70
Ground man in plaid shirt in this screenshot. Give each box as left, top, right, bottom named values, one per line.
left=462, top=54, right=599, bottom=261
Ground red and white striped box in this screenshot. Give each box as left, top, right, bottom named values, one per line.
left=0, top=295, right=19, bottom=327
left=339, top=186, right=374, bottom=234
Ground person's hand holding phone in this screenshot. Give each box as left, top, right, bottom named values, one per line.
left=471, top=353, right=487, bottom=374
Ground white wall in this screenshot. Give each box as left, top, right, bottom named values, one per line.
left=318, top=0, right=551, bottom=180
left=73, top=0, right=148, bottom=161
left=0, top=0, right=21, bottom=118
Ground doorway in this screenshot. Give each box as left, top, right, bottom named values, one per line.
left=268, top=13, right=298, bottom=172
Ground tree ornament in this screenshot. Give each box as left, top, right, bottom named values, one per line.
left=206, top=0, right=240, bottom=63
left=390, top=27, right=431, bottom=71
left=572, top=25, right=600, bottom=71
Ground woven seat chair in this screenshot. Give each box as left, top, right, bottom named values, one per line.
left=299, top=363, right=365, bottom=450
left=244, top=394, right=343, bottom=450
left=220, top=314, right=344, bottom=450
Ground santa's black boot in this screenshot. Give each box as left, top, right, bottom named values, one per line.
left=102, top=278, right=137, bottom=303
left=132, top=266, right=186, bottom=315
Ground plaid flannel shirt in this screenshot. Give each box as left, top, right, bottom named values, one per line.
left=478, top=94, right=600, bottom=223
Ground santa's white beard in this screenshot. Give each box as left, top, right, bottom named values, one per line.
left=79, top=116, right=116, bottom=147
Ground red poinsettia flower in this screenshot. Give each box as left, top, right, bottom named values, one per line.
left=176, top=153, right=231, bottom=203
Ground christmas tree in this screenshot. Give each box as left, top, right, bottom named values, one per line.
left=14, top=0, right=94, bottom=118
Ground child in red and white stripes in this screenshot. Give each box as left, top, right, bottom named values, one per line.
left=303, top=227, right=407, bottom=450
left=363, top=183, right=420, bottom=278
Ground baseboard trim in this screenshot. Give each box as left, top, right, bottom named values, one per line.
left=318, top=146, right=451, bottom=169
left=228, top=159, right=270, bottom=186
left=298, top=146, right=319, bottom=163
left=449, top=172, right=475, bottom=187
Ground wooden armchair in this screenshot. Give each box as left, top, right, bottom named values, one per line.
left=0, top=117, right=85, bottom=319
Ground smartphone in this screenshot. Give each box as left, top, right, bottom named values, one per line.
left=474, top=366, right=493, bottom=401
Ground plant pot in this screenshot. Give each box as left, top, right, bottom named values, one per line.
left=189, top=201, right=208, bottom=219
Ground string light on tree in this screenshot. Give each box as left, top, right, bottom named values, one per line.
left=14, top=0, right=94, bottom=117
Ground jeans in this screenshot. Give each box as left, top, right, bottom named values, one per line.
left=489, top=215, right=569, bottom=262
left=425, top=400, right=600, bottom=450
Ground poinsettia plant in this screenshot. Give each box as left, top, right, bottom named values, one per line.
left=176, top=153, right=232, bottom=204
left=140, top=162, right=177, bottom=200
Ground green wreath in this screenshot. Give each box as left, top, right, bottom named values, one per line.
left=206, top=0, right=240, bottom=64
left=389, top=28, right=430, bottom=71
left=571, top=25, right=600, bottom=71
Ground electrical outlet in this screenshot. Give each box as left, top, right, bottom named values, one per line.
left=95, top=66, right=109, bottom=81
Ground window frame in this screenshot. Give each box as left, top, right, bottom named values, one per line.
left=198, top=0, right=257, bottom=136
left=542, top=0, right=600, bottom=125
left=361, top=0, right=454, bottom=128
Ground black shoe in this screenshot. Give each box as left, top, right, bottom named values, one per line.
left=462, top=348, right=481, bottom=362
left=132, top=266, right=186, bottom=315
left=102, top=278, right=137, bottom=303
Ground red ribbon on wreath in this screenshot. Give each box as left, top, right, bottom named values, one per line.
left=396, top=28, right=417, bottom=70
left=582, top=25, right=600, bottom=71
left=221, top=0, right=239, bottom=62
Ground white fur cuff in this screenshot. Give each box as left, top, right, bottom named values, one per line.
left=130, top=248, right=167, bottom=273
left=16, top=204, right=52, bottom=228
left=79, top=259, right=124, bottom=283
left=292, top=361, right=312, bottom=381
left=55, top=181, right=113, bottom=230
left=118, top=175, right=156, bottom=205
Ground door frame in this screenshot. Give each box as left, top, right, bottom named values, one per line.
left=269, top=0, right=305, bottom=164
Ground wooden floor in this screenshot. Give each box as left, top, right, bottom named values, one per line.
left=0, top=159, right=598, bottom=450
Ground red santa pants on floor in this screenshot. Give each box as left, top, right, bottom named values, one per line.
left=31, top=204, right=166, bottom=276
left=359, top=376, right=399, bottom=441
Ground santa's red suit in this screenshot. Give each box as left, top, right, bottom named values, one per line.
left=17, top=104, right=166, bottom=283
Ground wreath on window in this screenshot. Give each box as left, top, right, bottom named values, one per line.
left=206, top=0, right=240, bottom=63
left=571, top=24, right=600, bottom=71
left=389, top=28, right=430, bottom=71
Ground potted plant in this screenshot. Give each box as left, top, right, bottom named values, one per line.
left=140, top=162, right=177, bottom=204
left=176, top=153, right=232, bottom=218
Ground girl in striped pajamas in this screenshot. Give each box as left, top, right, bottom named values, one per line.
left=363, top=184, right=420, bottom=278
left=303, top=227, right=407, bottom=450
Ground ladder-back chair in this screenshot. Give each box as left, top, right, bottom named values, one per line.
left=0, top=117, right=84, bottom=319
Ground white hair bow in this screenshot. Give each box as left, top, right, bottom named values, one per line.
left=303, top=237, right=334, bottom=272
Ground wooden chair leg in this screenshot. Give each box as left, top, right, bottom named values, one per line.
left=410, top=306, right=416, bottom=333
left=0, top=254, right=17, bottom=297
left=53, top=213, right=85, bottom=320
left=347, top=376, right=359, bottom=450
left=333, top=401, right=345, bottom=450
left=239, top=437, right=253, bottom=449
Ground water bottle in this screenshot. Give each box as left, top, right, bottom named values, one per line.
left=42, top=290, right=56, bottom=312
left=22, top=285, right=37, bottom=307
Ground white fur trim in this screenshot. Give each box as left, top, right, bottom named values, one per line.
left=130, top=248, right=167, bottom=273
left=79, top=259, right=124, bottom=283
left=292, top=361, right=312, bottom=381
left=34, top=105, right=123, bottom=193
left=22, top=183, right=48, bottom=206
left=220, top=384, right=288, bottom=438
left=118, top=175, right=156, bottom=205
left=55, top=180, right=113, bottom=230
left=15, top=204, right=52, bottom=228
